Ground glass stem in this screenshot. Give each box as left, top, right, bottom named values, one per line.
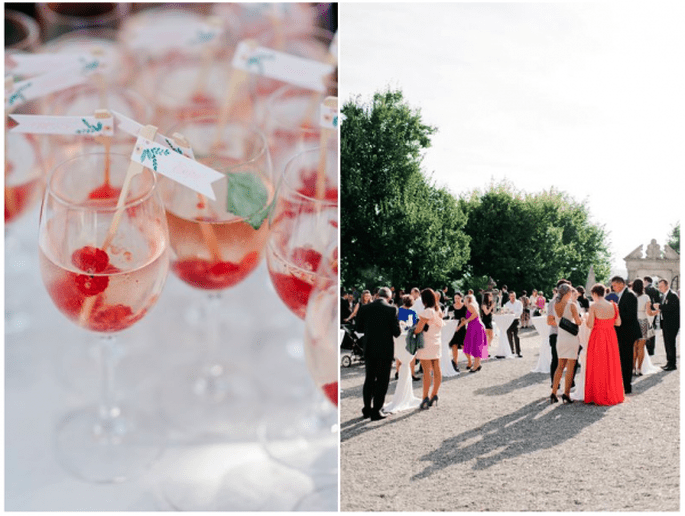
left=203, top=292, right=223, bottom=374
left=98, top=334, right=120, bottom=422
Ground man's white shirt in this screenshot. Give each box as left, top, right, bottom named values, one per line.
left=504, top=300, right=523, bottom=318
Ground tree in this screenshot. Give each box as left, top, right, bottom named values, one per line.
left=458, top=181, right=611, bottom=294
left=667, top=222, right=680, bottom=253
left=341, top=88, right=470, bottom=290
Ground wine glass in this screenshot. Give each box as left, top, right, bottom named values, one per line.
left=157, top=114, right=273, bottom=438
left=259, top=142, right=338, bottom=475
left=5, top=9, right=40, bottom=52
left=45, top=82, right=151, bottom=174
left=266, top=143, right=337, bottom=319
left=40, top=27, right=137, bottom=88
left=262, top=83, right=335, bottom=184
left=36, top=2, right=131, bottom=43
left=291, top=230, right=339, bottom=512
left=38, top=152, right=170, bottom=482
left=5, top=44, right=50, bottom=333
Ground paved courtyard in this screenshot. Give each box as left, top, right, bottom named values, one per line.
left=340, top=328, right=679, bottom=511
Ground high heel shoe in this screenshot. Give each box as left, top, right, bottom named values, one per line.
left=561, top=394, right=574, bottom=404
left=550, top=393, right=559, bottom=404
left=469, top=365, right=482, bottom=373
left=428, top=395, right=438, bottom=407
left=420, top=397, right=430, bottom=410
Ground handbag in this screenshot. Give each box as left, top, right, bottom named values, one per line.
left=405, top=325, right=425, bottom=355
left=559, top=316, right=579, bottom=336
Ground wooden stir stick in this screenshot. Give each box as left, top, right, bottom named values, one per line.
left=101, top=124, right=159, bottom=251
left=212, top=39, right=258, bottom=150
left=191, top=16, right=223, bottom=101
left=5, top=77, right=17, bottom=216
left=80, top=124, right=159, bottom=325
left=267, top=4, right=285, bottom=51
left=171, top=132, right=222, bottom=263
left=300, top=45, right=338, bottom=127
left=93, top=109, right=113, bottom=188
left=316, top=96, right=337, bottom=200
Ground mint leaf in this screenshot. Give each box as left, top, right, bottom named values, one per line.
left=225, top=173, right=270, bottom=230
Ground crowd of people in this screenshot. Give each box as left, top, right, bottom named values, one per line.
left=342, top=275, right=679, bottom=420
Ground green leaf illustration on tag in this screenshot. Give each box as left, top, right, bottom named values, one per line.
left=225, top=172, right=270, bottom=230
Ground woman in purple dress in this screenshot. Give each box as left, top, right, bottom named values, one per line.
left=462, top=294, right=488, bottom=372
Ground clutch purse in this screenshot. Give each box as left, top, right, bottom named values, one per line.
left=559, top=316, right=579, bottom=336
left=405, top=326, right=425, bottom=355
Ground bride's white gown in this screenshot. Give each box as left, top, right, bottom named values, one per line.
left=383, top=331, right=421, bottom=413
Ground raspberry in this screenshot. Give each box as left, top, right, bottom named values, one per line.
left=72, top=246, right=110, bottom=273
left=71, top=246, right=112, bottom=296
left=75, top=274, right=110, bottom=296
left=322, top=382, right=338, bottom=406
left=88, top=184, right=121, bottom=200
left=292, top=247, right=322, bottom=273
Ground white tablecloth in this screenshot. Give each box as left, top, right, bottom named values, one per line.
left=439, top=319, right=459, bottom=377
left=530, top=315, right=551, bottom=373
left=5, top=207, right=334, bottom=511
left=492, top=313, right=516, bottom=358
left=384, top=332, right=421, bottom=413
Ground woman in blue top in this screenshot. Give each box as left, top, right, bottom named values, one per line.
left=395, top=295, right=419, bottom=381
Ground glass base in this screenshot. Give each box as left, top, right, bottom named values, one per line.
left=55, top=405, right=165, bottom=483
left=295, top=481, right=338, bottom=511
left=258, top=397, right=337, bottom=476
left=158, top=360, right=262, bottom=440
left=5, top=309, right=31, bottom=335
left=161, top=456, right=314, bottom=511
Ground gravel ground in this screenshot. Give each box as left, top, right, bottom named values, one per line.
left=340, top=328, right=679, bottom=512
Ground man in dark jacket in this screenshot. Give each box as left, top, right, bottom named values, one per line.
left=656, top=279, right=680, bottom=370
left=611, top=276, right=642, bottom=395
left=355, top=286, right=401, bottom=420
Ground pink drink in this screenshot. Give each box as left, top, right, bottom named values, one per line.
left=5, top=132, right=46, bottom=224
left=39, top=243, right=168, bottom=333
left=266, top=242, right=320, bottom=319
left=5, top=178, right=42, bottom=223
left=303, top=283, right=338, bottom=407
left=166, top=210, right=269, bottom=291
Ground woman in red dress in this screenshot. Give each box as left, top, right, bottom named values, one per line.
left=584, top=283, right=625, bottom=405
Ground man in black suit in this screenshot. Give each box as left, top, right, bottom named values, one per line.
left=656, top=279, right=680, bottom=370
left=611, top=276, right=642, bottom=395
left=355, top=286, right=401, bottom=420
left=644, top=276, right=660, bottom=356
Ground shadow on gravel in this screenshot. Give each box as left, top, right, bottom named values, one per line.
left=473, top=372, right=545, bottom=396
left=341, top=410, right=417, bottom=441
left=631, top=369, right=670, bottom=394
left=411, top=398, right=610, bottom=481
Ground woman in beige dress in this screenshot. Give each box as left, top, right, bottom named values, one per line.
left=414, top=288, right=445, bottom=409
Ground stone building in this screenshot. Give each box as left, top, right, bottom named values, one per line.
left=624, top=239, right=680, bottom=290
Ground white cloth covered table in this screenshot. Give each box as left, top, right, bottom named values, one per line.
left=384, top=332, right=421, bottom=413
left=492, top=313, right=516, bottom=358
left=530, top=315, right=551, bottom=373
left=439, top=319, right=459, bottom=377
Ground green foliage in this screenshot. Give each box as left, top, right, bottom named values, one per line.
left=341, top=88, right=470, bottom=290
left=452, top=270, right=492, bottom=295
left=667, top=222, right=680, bottom=253
left=458, top=181, right=611, bottom=294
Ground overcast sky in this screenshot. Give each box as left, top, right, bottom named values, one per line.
left=340, top=2, right=685, bottom=272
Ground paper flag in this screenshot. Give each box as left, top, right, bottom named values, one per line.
left=9, top=114, right=114, bottom=136
left=232, top=40, right=335, bottom=93
left=130, top=135, right=223, bottom=200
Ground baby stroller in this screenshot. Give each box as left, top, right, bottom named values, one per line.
left=340, top=324, right=364, bottom=367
